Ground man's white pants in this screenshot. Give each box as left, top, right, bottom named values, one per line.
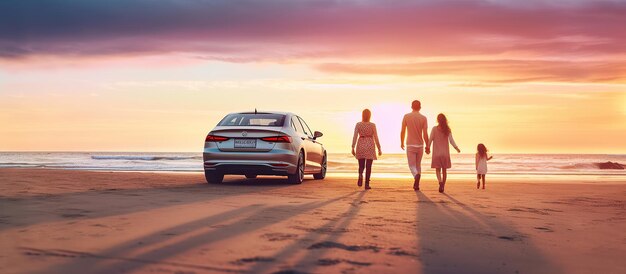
left=407, top=146, right=424, bottom=177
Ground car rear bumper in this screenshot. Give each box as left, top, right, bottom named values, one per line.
left=203, top=147, right=298, bottom=175
left=204, top=163, right=293, bottom=176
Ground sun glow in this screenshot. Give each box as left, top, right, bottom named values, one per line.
left=370, top=103, right=416, bottom=153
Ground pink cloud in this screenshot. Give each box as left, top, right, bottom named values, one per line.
left=2, top=0, right=625, bottom=84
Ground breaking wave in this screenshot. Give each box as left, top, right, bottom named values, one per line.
left=91, top=155, right=201, bottom=161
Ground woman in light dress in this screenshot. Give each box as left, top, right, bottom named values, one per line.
left=351, top=109, right=382, bottom=190
left=428, top=113, right=460, bottom=193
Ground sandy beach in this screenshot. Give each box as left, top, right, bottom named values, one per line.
left=0, top=168, right=625, bottom=274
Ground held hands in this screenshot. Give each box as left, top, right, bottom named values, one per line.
left=425, top=147, right=430, bottom=154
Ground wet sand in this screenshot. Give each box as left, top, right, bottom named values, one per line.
left=0, top=168, right=625, bottom=274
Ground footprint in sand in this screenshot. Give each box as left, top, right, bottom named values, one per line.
left=498, top=235, right=525, bottom=241
left=534, top=226, right=554, bottom=232
left=363, top=223, right=385, bottom=227
left=291, top=226, right=350, bottom=234
left=387, top=247, right=418, bottom=257
left=317, top=258, right=371, bottom=266
left=60, top=208, right=92, bottom=218
left=507, top=207, right=551, bottom=215
left=262, top=232, right=299, bottom=241
left=308, top=241, right=380, bottom=252
left=231, top=256, right=275, bottom=265
left=368, top=199, right=395, bottom=202
left=350, top=201, right=369, bottom=206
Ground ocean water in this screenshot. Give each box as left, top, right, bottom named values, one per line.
left=0, top=152, right=625, bottom=176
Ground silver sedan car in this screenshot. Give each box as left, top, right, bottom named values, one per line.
left=203, top=111, right=327, bottom=184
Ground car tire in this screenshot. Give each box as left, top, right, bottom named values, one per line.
left=313, top=153, right=327, bottom=180
left=288, top=151, right=304, bottom=184
left=245, top=174, right=257, bottom=179
left=205, top=171, right=224, bottom=184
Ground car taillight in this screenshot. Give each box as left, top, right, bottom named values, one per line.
left=261, top=136, right=291, bottom=143
left=205, top=135, right=229, bottom=142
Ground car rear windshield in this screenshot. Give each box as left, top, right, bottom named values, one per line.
left=217, top=113, right=286, bottom=127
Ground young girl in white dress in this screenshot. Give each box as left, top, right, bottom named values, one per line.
left=476, top=143, right=493, bottom=189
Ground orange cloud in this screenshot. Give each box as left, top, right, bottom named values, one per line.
left=317, top=60, right=626, bottom=83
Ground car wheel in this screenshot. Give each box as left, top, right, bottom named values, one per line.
left=205, top=171, right=224, bottom=184
left=245, top=174, right=257, bottom=179
left=288, top=151, right=304, bottom=184
left=313, top=153, right=327, bottom=180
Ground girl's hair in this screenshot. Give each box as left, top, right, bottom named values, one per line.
left=477, top=143, right=488, bottom=158
left=437, top=113, right=451, bottom=136
left=362, top=109, right=371, bottom=122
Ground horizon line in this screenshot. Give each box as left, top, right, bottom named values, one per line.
left=1, top=150, right=624, bottom=156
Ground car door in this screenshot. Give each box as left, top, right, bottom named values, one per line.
left=290, top=117, right=310, bottom=164
left=297, top=116, right=323, bottom=171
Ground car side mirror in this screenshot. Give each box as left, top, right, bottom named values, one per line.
left=313, top=131, right=323, bottom=139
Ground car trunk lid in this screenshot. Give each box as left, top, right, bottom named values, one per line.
left=208, top=127, right=288, bottom=152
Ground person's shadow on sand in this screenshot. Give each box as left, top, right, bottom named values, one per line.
left=415, top=191, right=560, bottom=274
left=244, top=190, right=369, bottom=273
left=31, top=190, right=361, bottom=273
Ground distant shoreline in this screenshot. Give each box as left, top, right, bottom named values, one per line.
left=1, top=151, right=625, bottom=156
left=1, top=167, right=625, bottom=182
left=1, top=151, right=625, bottom=176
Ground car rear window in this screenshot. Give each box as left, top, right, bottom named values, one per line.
left=218, top=113, right=286, bottom=127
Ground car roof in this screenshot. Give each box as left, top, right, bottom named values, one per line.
left=234, top=111, right=295, bottom=116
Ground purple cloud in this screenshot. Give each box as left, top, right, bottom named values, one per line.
left=1, top=0, right=624, bottom=60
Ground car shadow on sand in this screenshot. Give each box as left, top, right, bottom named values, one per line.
left=28, top=191, right=361, bottom=273
left=220, top=175, right=313, bottom=186
left=0, top=174, right=302, bottom=231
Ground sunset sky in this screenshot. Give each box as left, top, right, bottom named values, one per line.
left=1, top=0, right=625, bottom=153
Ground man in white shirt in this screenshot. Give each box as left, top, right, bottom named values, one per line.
left=400, top=100, right=430, bottom=190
